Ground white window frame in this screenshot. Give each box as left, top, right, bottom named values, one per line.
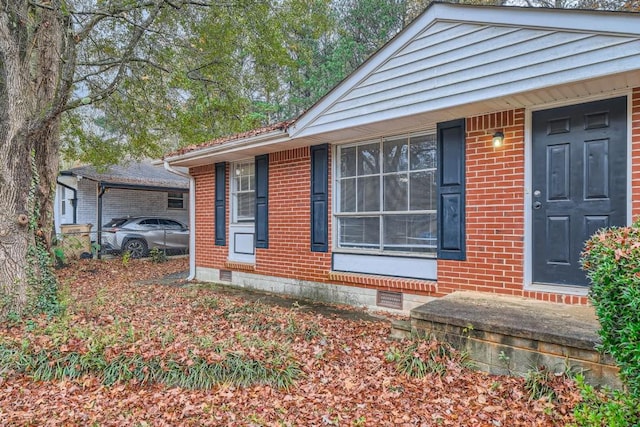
left=333, top=131, right=437, bottom=257
left=231, top=160, right=255, bottom=224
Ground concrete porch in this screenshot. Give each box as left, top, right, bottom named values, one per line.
left=391, top=291, right=620, bottom=388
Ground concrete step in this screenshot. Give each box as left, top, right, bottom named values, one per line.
left=407, top=291, right=620, bottom=388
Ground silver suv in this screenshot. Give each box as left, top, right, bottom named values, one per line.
left=101, top=217, right=189, bottom=258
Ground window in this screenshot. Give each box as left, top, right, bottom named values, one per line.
left=168, top=192, right=185, bottom=209
left=232, top=160, right=255, bottom=222
left=336, top=132, right=437, bottom=254
left=61, top=187, right=66, bottom=215
left=159, top=219, right=186, bottom=230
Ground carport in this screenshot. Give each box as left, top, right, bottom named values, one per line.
left=57, top=162, right=189, bottom=258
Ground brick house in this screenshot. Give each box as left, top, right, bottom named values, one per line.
left=164, top=4, right=640, bottom=313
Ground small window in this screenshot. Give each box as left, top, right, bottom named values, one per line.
left=168, top=192, right=185, bottom=209
left=61, top=187, right=66, bottom=215
left=232, top=161, right=255, bottom=222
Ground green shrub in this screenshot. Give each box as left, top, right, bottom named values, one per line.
left=571, top=374, right=640, bottom=427
left=149, top=247, right=167, bottom=263
left=581, top=221, right=640, bottom=397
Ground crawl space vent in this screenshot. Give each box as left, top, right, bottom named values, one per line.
left=377, top=291, right=403, bottom=310
left=219, top=270, right=232, bottom=282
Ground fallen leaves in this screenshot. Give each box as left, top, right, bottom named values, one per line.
left=0, top=257, right=581, bottom=426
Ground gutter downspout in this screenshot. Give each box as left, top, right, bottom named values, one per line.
left=164, top=161, right=196, bottom=281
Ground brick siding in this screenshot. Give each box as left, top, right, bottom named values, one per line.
left=438, top=109, right=532, bottom=299
left=632, top=88, right=640, bottom=219
left=191, top=89, right=640, bottom=306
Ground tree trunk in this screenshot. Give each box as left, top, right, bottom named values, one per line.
left=0, top=1, right=68, bottom=318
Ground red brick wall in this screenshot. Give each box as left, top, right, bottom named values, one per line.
left=191, top=147, right=438, bottom=295
left=632, top=88, right=640, bottom=219
left=191, top=164, right=228, bottom=268
left=254, top=147, right=332, bottom=281
left=438, top=110, right=532, bottom=298
left=190, top=89, right=640, bottom=305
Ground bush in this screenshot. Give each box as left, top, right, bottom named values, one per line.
left=149, top=248, right=167, bottom=263
left=581, top=221, right=640, bottom=397
left=571, top=375, right=640, bottom=427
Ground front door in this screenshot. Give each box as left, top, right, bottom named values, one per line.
left=532, top=96, right=627, bottom=286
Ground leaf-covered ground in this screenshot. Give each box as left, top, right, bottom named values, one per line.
left=0, top=258, right=581, bottom=426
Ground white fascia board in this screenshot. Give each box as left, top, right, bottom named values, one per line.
left=432, top=3, right=640, bottom=36
left=164, top=130, right=290, bottom=166
left=288, top=2, right=640, bottom=138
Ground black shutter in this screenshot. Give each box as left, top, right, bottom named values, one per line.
left=255, top=154, right=269, bottom=248
left=310, top=144, right=329, bottom=252
left=214, top=162, right=226, bottom=246
left=437, top=118, right=466, bottom=260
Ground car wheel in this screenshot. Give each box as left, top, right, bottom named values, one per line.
left=123, top=239, right=148, bottom=258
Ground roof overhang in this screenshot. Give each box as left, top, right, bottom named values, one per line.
left=291, top=71, right=640, bottom=145
left=164, top=129, right=295, bottom=168
left=60, top=170, right=188, bottom=192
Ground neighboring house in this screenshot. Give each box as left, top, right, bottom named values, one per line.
left=55, top=161, right=189, bottom=237
left=163, top=4, right=640, bottom=313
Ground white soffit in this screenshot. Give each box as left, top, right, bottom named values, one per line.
left=288, top=3, right=640, bottom=140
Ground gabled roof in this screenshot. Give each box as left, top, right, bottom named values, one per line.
left=289, top=2, right=640, bottom=143
left=165, top=3, right=640, bottom=166
left=61, top=161, right=188, bottom=190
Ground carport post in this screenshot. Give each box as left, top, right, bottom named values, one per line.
left=96, top=184, right=106, bottom=259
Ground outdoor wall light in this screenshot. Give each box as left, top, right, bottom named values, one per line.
left=492, top=131, right=504, bottom=148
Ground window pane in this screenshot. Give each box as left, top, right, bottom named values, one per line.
left=168, top=192, right=184, bottom=209
left=341, top=146, right=357, bottom=177
left=357, top=176, right=379, bottom=212
left=340, top=178, right=356, bottom=212
left=235, top=162, right=254, bottom=191
left=339, top=217, right=380, bottom=249
left=168, top=199, right=184, bottom=209
left=383, top=214, right=436, bottom=253
left=383, top=137, right=408, bottom=172
left=410, top=134, right=437, bottom=170
left=383, top=173, right=408, bottom=211
left=358, top=143, right=380, bottom=175
left=237, top=192, right=255, bottom=220
left=410, top=170, right=437, bottom=211
left=159, top=219, right=183, bottom=229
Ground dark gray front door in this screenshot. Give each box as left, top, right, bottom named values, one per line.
left=532, top=97, right=627, bottom=286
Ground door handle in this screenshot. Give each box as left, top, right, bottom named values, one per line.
left=533, top=201, right=542, bottom=210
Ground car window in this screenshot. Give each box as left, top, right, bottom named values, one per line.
left=104, top=218, right=128, bottom=228
left=159, top=219, right=184, bottom=229
left=138, top=219, right=159, bottom=226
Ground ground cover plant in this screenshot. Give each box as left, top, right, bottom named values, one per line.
left=0, top=257, right=583, bottom=426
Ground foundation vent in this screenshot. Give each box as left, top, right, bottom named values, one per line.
left=219, top=269, right=232, bottom=282
left=377, top=291, right=403, bottom=310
